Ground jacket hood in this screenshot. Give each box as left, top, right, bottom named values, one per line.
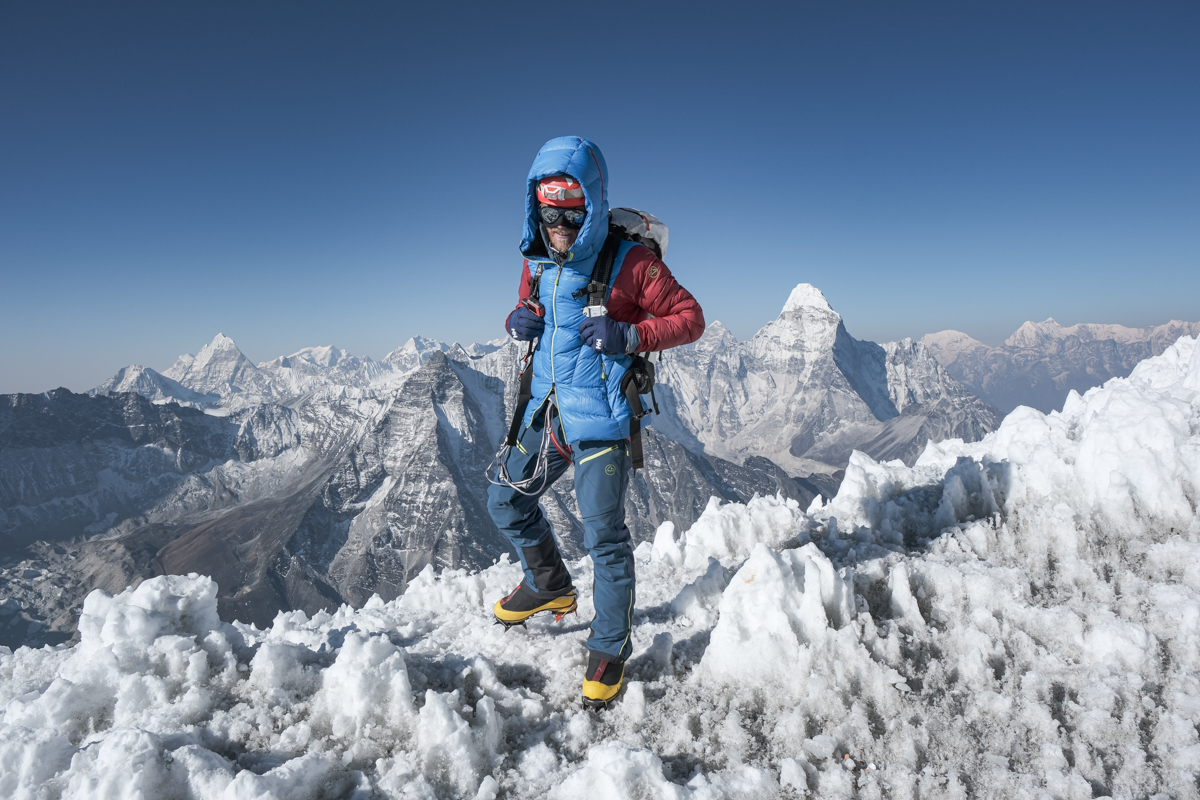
left=520, top=136, right=610, bottom=262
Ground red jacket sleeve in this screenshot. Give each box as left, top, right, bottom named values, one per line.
left=517, top=260, right=533, bottom=303
left=502, top=260, right=535, bottom=335
left=607, top=246, right=705, bottom=352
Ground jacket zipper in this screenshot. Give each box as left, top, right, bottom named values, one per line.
left=550, top=264, right=562, bottom=388
left=549, top=264, right=568, bottom=441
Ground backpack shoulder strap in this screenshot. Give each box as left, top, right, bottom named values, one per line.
left=573, top=225, right=624, bottom=308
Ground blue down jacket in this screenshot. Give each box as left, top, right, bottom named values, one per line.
left=519, top=137, right=639, bottom=444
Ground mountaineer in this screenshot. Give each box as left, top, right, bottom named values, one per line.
left=486, top=136, right=704, bottom=708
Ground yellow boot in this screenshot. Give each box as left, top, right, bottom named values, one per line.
left=582, top=654, right=624, bottom=708
left=493, top=581, right=577, bottom=629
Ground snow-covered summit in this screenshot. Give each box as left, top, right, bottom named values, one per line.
left=266, top=345, right=364, bottom=370
left=1001, top=316, right=1186, bottom=349
left=98, top=335, right=437, bottom=410
left=916, top=329, right=988, bottom=366
left=781, top=282, right=834, bottom=315
left=748, top=283, right=844, bottom=361
left=164, top=333, right=269, bottom=398
left=382, top=336, right=456, bottom=372
left=1004, top=317, right=1063, bottom=349
left=690, top=320, right=737, bottom=354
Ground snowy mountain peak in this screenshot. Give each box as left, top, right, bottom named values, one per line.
left=293, top=345, right=344, bottom=367
left=658, top=284, right=998, bottom=473
left=693, top=321, right=737, bottom=353
left=91, top=365, right=216, bottom=406
left=750, top=283, right=843, bottom=357
left=781, top=283, right=834, bottom=315
left=382, top=336, right=454, bottom=371
left=162, top=353, right=194, bottom=381
left=927, top=317, right=1200, bottom=413
left=1004, top=318, right=1061, bottom=349
left=191, top=334, right=252, bottom=370
left=273, top=345, right=356, bottom=369
left=168, top=333, right=269, bottom=398
left=918, top=329, right=989, bottom=366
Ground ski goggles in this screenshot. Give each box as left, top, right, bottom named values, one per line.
left=538, top=205, right=587, bottom=228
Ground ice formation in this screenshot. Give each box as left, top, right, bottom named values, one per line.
left=3, top=337, right=1200, bottom=798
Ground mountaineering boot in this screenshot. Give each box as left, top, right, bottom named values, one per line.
left=582, top=653, right=625, bottom=709
left=521, top=533, right=574, bottom=598
left=493, top=580, right=577, bottom=629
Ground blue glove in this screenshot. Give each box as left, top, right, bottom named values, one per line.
left=578, top=315, right=631, bottom=355
left=506, top=306, right=545, bottom=341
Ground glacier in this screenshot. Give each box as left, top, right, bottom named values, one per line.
left=3, top=334, right=1198, bottom=798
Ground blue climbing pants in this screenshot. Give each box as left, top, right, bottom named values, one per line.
left=486, top=406, right=635, bottom=663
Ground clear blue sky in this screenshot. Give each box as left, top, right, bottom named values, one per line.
left=2, top=1, right=1197, bottom=393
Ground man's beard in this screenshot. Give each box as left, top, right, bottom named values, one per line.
left=541, top=227, right=572, bottom=265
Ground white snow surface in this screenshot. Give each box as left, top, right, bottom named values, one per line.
left=6, top=337, right=1200, bottom=798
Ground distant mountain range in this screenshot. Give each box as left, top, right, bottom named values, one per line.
left=4, top=284, right=1193, bottom=646
left=652, top=285, right=1000, bottom=474
left=921, top=318, right=1200, bottom=413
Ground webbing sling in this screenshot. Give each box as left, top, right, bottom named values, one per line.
left=504, top=263, right=544, bottom=447
left=505, top=357, right=536, bottom=447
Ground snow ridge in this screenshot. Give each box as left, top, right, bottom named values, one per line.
left=6, top=337, right=1199, bottom=798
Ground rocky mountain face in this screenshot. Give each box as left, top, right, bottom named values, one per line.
left=921, top=317, right=1200, bottom=413
left=1, top=346, right=820, bottom=646
left=0, top=389, right=300, bottom=553
left=651, top=284, right=1001, bottom=475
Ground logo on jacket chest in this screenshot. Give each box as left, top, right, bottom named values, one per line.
left=555, top=274, right=587, bottom=302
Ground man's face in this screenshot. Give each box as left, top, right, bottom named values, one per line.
left=540, top=204, right=580, bottom=253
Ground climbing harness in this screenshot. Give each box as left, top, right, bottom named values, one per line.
left=487, top=262, right=562, bottom=496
